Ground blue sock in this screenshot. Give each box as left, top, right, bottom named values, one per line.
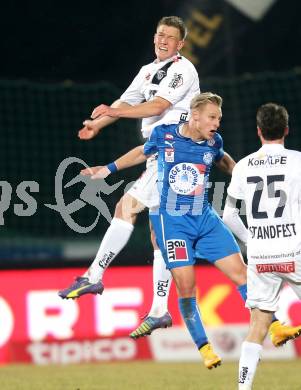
left=238, top=283, right=277, bottom=322
left=178, top=297, right=208, bottom=349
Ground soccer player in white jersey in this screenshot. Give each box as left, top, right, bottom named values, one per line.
left=59, top=16, right=200, bottom=336
left=223, top=103, right=301, bottom=389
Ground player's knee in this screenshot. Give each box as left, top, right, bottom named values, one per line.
left=176, top=281, right=196, bottom=298
left=232, top=272, right=247, bottom=286
left=236, top=267, right=247, bottom=284
left=248, top=322, right=269, bottom=343
left=114, top=194, right=141, bottom=223
left=114, top=199, right=125, bottom=219
left=230, top=257, right=247, bottom=286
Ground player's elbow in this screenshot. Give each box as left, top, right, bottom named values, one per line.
left=152, top=98, right=171, bottom=115
left=152, top=104, right=167, bottom=116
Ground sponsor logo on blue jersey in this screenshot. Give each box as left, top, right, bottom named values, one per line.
left=165, top=140, right=175, bottom=148
left=168, top=162, right=204, bottom=195
left=165, top=148, right=174, bottom=162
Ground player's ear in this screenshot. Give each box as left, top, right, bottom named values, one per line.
left=284, top=127, right=289, bottom=136
left=177, top=39, right=185, bottom=51
left=191, top=109, right=199, bottom=121
left=257, top=126, right=262, bottom=137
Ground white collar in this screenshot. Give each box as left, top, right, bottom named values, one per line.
left=260, top=143, right=285, bottom=152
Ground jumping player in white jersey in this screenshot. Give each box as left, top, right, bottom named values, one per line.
left=59, top=16, right=200, bottom=336
left=223, top=103, right=301, bottom=389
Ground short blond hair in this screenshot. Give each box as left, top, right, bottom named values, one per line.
left=190, top=92, right=223, bottom=110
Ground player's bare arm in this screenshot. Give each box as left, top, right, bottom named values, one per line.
left=114, top=145, right=148, bottom=169
left=78, top=100, right=131, bottom=140
left=91, top=96, right=171, bottom=120
left=215, top=152, right=236, bottom=175
left=81, top=145, right=149, bottom=180
left=80, top=166, right=109, bottom=178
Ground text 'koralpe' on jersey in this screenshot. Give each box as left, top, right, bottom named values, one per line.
left=143, top=123, right=224, bottom=214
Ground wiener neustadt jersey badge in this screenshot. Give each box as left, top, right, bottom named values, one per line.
left=203, top=152, right=214, bottom=165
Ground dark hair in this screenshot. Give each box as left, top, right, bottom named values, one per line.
left=157, top=16, right=187, bottom=40
left=256, top=103, right=289, bottom=140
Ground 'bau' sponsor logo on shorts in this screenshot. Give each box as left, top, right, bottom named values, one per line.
left=166, top=239, right=188, bottom=262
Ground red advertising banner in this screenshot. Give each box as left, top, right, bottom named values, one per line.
left=0, top=266, right=299, bottom=364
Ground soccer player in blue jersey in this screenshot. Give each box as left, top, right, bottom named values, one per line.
left=80, top=92, right=243, bottom=368
left=81, top=92, right=301, bottom=368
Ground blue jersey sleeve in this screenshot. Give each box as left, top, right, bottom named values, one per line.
left=214, top=133, right=225, bottom=161
left=143, top=127, right=159, bottom=156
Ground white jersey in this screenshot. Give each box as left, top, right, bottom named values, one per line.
left=120, top=54, right=200, bottom=138
left=227, top=144, right=301, bottom=265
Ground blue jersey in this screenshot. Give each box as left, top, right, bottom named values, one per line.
left=144, top=123, right=224, bottom=214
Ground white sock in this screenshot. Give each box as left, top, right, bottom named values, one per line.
left=84, top=218, right=134, bottom=283
left=238, top=341, right=262, bottom=389
left=148, top=249, right=172, bottom=317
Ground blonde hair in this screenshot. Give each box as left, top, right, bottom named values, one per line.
left=190, top=92, right=223, bottom=110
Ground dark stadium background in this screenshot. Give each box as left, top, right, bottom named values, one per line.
left=2, top=0, right=301, bottom=84
left=1, top=0, right=301, bottom=269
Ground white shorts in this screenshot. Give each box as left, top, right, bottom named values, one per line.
left=246, top=260, right=301, bottom=312
left=127, top=155, right=159, bottom=210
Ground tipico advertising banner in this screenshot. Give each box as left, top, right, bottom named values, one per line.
left=0, top=266, right=300, bottom=364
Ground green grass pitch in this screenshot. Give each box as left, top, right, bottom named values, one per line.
left=0, top=360, right=300, bottom=390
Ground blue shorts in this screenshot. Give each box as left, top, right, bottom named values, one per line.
left=150, top=206, right=240, bottom=270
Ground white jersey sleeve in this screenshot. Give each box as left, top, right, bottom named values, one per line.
left=120, top=66, right=147, bottom=106
left=227, top=161, right=246, bottom=200
left=223, top=202, right=248, bottom=244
